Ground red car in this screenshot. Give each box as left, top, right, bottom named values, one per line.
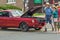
left=0, top=7, right=45, bottom=32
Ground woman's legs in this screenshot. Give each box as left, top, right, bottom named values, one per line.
left=58, top=22, right=60, bottom=32
left=54, top=22, right=58, bottom=31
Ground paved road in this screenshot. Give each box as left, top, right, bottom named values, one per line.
left=0, top=24, right=60, bottom=40
left=0, top=28, right=59, bottom=40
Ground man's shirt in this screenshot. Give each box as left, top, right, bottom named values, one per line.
left=44, top=7, right=53, bottom=15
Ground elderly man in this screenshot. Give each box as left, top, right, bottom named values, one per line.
left=44, top=2, right=54, bottom=32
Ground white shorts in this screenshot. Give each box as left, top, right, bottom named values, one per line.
left=53, top=18, right=58, bottom=22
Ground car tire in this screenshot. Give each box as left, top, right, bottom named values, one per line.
left=1, top=27, right=7, bottom=30
left=19, top=22, right=29, bottom=32
left=35, top=28, right=40, bottom=30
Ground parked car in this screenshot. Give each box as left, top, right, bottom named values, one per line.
left=0, top=7, right=45, bottom=32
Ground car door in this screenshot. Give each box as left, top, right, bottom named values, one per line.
left=0, top=11, right=19, bottom=28
left=3, top=11, right=19, bottom=27
left=0, top=11, right=9, bottom=27
left=1, top=11, right=17, bottom=27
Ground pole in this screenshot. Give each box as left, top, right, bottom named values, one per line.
left=24, top=0, right=26, bottom=12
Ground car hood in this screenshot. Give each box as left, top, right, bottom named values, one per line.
left=21, top=6, right=42, bottom=17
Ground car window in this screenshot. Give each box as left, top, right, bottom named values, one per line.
left=0, top=12, right=3, bottom=16
left=0, top=12, right=9, bottom=17
left=11, top=10, right=24, bottom=17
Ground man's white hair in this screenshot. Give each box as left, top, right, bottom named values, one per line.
left=46, top=2, right=50, bottom=5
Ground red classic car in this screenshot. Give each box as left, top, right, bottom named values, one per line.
left=0, top=7, right=45, bottom=32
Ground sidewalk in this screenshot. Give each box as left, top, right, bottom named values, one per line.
left=41, top=23, right=60, bottom=33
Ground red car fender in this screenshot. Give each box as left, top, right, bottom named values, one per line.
left=18, top=18, right=38, bottom=27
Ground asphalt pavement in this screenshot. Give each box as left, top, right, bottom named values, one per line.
left=0, top=23, right=60, bottom=40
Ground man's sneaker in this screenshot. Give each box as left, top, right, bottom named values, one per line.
left=52, top=28, right=54, bottom=31
left=44, top=28, right=47, bottom=32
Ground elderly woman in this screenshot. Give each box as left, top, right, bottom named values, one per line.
left=52, top=5, right=58, bottom=31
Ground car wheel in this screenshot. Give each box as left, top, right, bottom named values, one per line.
left=1, top=27, right=7, bottom=30
left=19, top=22, right=29, bottom=32
left=34, top=28, right=40, bottom=30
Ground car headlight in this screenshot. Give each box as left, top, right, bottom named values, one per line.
left=32, top=20, right=35, bottom=23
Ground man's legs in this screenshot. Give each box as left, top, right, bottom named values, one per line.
left=44, top=21, right=54, bottom=32
left=44, top=15, right=54, bottom=32
left=49, top=18, right=54, bottom=31
left=44, top=23, right=48, bottom=32
left=44, top=15, right=48, bottom=32
left=50, top=23, right=54, bottom=31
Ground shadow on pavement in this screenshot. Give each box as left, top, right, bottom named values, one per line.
left=0, top=29, right=38, bottom=32
left=0, top=28, right=58, bottom=34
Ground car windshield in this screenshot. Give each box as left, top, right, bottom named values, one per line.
left=11, top=10, right=24, bottom=17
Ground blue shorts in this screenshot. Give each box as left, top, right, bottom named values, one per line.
left=45, top=15, right=52, bottom=24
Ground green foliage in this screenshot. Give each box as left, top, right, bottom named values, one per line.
left=0, top=4, right=22, bottom=10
